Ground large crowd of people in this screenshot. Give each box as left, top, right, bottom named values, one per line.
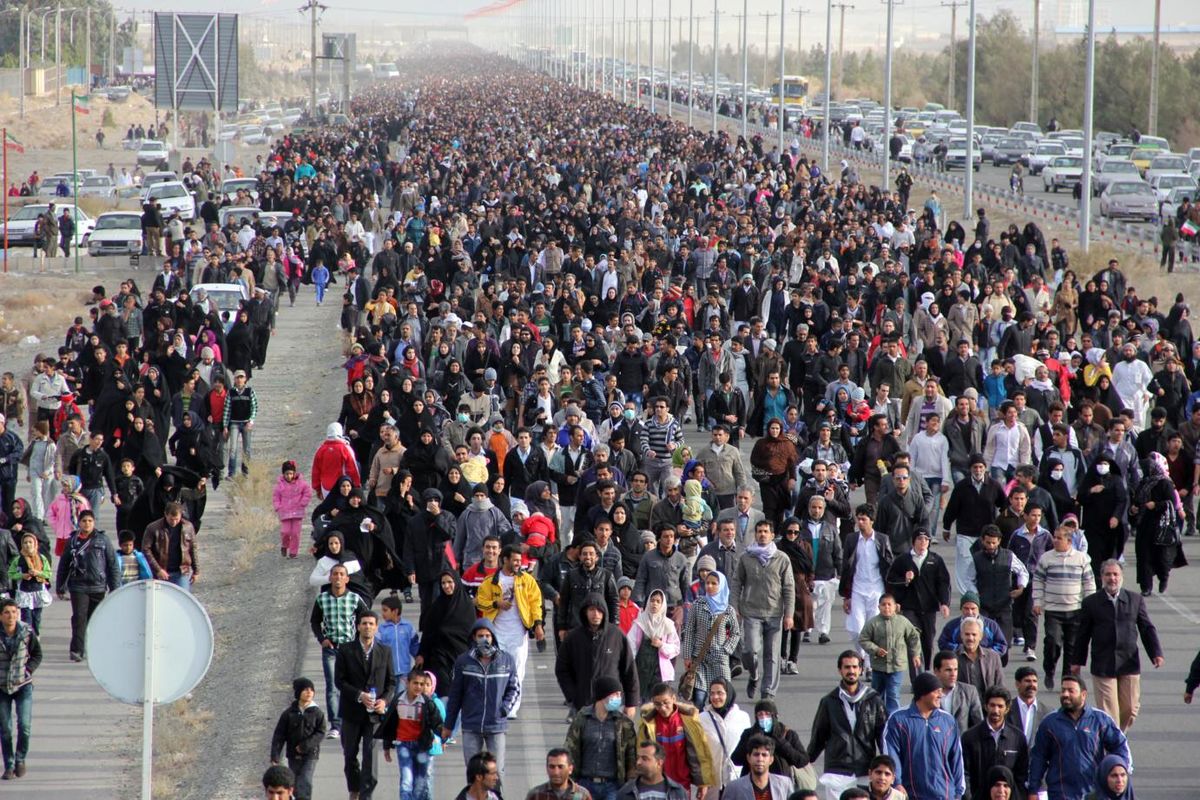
left=2, top=45, right=1198, bottom=800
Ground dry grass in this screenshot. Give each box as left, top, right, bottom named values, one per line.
left=0, top=279, right=94, bottom=344
left=152, top=698, right=216, bottom=798
left=225, top=460, right=282, bottom=576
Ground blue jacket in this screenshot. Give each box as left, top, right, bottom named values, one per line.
left=937, top=614, right=1009, bottom=658
left=883, top=704, right=965, bottom=800
left=1026, top=706, right=1130, bottom=800
left=376, top=618, right=420, bottom=678
left=443, top=619, right=520, bottom=734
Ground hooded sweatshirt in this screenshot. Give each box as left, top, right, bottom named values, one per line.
left=555, top=593, right=640, bottom=711
left=311, top=423, right=362, bottom=492
left=442, top=619, right=520, bottom=734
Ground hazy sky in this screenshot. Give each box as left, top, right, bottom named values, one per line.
left=130, top=0, right=1197, bottom=51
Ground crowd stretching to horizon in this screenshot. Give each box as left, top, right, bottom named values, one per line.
left=3, top=45, right=1200, bottom=800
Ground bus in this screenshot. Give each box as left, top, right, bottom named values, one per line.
left=770, top=74, right=810, bottom=103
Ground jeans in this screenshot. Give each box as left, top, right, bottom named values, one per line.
left=742, top=616, right=783, bottom=697
left=287, top=753, right=319, bottom=800
left=642, top=458, right=674, bottom=496
left=83, top=487, right=107, bottom=518
left=0, top=683, right=32, bottom=770
left=166, top=571, right=192, bottom=592
left=322, top=645, right=342, bottom=730
left=394, top=742, right=434, bottom=800
left=871, top=670, right=903, bottom=716
left=461, top=730, right=506, bottom=776
left=19, top=607, right=43, bottom=636
left=68, top=590, right=106, bottom=657
left=924, top=477, right=945, bottom=533
left=578, top=778, right=619, bottom=800
left=227, top=421, right=252, bottom=476
left=29, top=474, right=57, bottom=522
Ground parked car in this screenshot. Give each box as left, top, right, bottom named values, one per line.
left=218, top=205, right=262, bottom=228
left=1145, top=154, right=1190, bottom=184
left=1094, top=159, right=1143, bottom=196
left=141, top=181, right=195, bottom=221
left=87, top=212, right=144, bottom=256
left=136, top=140, right=170, bottom=169
left=1042, top=156, right=1084, bottom=192
left=221, top=178, right=260, bottom=203
left=945, top=137, right=981, bottom=171
left=79, top=176, right=118, bottom=199
left=1160, top=186, right=1196, bottom=223
left=1, top=203, right=95, bottom=248
left=1028, top=141, right=1067, bottom=175
left=992, top=137, right=1030, bottom=167
left=1150, top=173, right=1198, bottom=203
left=1099, top=180, right=1158, bottom=222
left=192, top=282, right=250, bottom=331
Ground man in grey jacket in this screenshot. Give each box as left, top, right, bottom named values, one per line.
left=721, top=735, right=794, bottom=800
left=633, top=526, right=691, bottom=626
left=803, top=495, right=843, bottom=644
left=732, top=520, right=796, bottom=701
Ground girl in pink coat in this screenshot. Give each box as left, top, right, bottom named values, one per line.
left=273, top=460, right=314, bottom=558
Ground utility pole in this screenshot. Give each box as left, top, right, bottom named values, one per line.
left=711, top=2, right=718, bottom=134
left=741, top=0, right=749, bottom=139
left=55, top=5, right=61, bottom=107
left=831, top=3, right=853, bottom=101
left=963, top=0, right=976, bottom=219
left=1148, top=0, right=1161, bottom=135
left=777, top=0, right=785, bottom=152
left=300, top=0, right=324, bottom=116
left=687, top=0, right=693, bottom=126
left=761, top=13, right=772, bottom=89
left=822, top=0, right=832, bottom=172
left=881, top=0, right=899, bottom=191
left=792, top=7, right=808, bottom=73
left=1030, top=0, right=1039, bottom=123
left=942, top=0, right=965, bottom=109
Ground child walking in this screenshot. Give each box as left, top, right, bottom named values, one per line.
left=311, top=262, right=330, bottom=305
left=377, top=595, right=421, bottom=686
left=47, top=475, right=90, bottom=556
left=24, top=421, right=57, bottom=521
left=270, top=677, right=327, bottom=800
left=376, top=670, right=445, bottom=800
left=272, top=460, right=313, bottom=558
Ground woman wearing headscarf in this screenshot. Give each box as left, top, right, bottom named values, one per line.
left=310, top=475, right=355, bottom=541
left=140, top=365, right=172, bottom=443
left=224, top=308, right=255, bottom=378
left=1086, top=755, right=1134, bottom=800
left=7, top=498, right=51, bottom=558
left=8, top=530, right=53, bottom=634
left=338, top=378, right=376, bottom=474
left=681, top=570, right=742, bottom=708
left=984, top=765, right=1017, bottom=800
left=311, top=423, right=361, bottom=498
left=749, top=418, right=799, bottom=529
left=777, top=517, right=815, bottom=674
left=439, top=465, right=472, bottom=517
left=730, top=698, right=811, bottom=779
left=308, top=530, right=367, bottom=590
left=328, top=488, right=400, bottom=598
left=400, top=427, right=451, bottom=496
left=169, top=411, right=218, bottom=478
left=611, top=502, right=642, bottom=579
left=627, top=588, right=681, bottom=702
left=1079, top=455, right=1129, bottom=579
left=1039, top=455, right=1078, bottom=523
left=697, top=677, right=753, bottom=789
left=487, top=473, right=511, bottom=519
left=121, top=414, right=166, bottom=484
left=416, top=570, right=477, bottom=693
left=1130, top=452, right=1186, bottom=595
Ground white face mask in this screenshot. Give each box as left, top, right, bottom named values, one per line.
left=1096, top=464, right=1111, bottom=476
left=1051, top=469, right=1064, bottom=480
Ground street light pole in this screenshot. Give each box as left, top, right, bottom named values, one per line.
left=822, top=0, right=832, bottom=173
left=963, top=0, right=976, bottom=219
left=687, top=0, right=694, bottom=126
left=741, top=0, right=749, bottom=139
left=881, top=0, right=896, bottom=191
left=778, top=0, right=786, bottom=153
left=1030, top=0, right=1039, bottom=124
left=711, top=3, right=718, bottom=135
left=649, top=0, right=656, bottom=112
left=1148, top=0, right=1161, bottom=135
left=1080, top=0, right=1096, bottom=251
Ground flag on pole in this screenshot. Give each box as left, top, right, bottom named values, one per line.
left=73, top=94, right=91, bottom=115
left=2, top=131, right=23, bottom=153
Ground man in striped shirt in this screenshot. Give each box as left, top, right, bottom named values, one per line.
left=310, top=564, right=368, bottom=739
left=640, top=398, right=684, bottom=495
left=1031, top=527, right=1095, bottom=689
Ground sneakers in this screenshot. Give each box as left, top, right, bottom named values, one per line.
left=818, top=634, right=831, bottom=644
left=326, top=728, right=341, bottom=740
left=2, top=769, right=12, bottom=780
left=781, top=661, right=798, bottom=675
left=69, top=652, right=83, bottom=662
left=1024, top=647, right=1037, bottom=662
left=404, top=590, right=414, bottom=603
left=801, top=631, right=811, bottom=643
left=1012, top=636, right=1025, bottom=648
left=746, top=680, right=758, bottom=699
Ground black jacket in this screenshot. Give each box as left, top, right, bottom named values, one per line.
left=502, top=446, right=550, bottom=500
left=556, top=562, right=619, bottom=634
left=731, top=718, right=810, bottom=775
left=886, top=550, right=951, bottom=614
left=943, top=476, right=1006, bottom=538
left=1074, top=589, right=1163, bottom=678
left=555, top=594, right=639, bottom=710
left=372, top=691, right=444, bottom=752
left=402, top=510, right=456, bottom=583
left=961, top=721, right=1029, bottom=800
left=270, top=702, right=327, bottom=761
left=55, top=530, right=121, bottom=594
left=335, top=638, right=397, bottom=726
left=807, top=686, right=889, bottom=777
left=839, top=531, right=894, bottom=599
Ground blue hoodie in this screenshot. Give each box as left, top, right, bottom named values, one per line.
left=376, top=617, right=420, bottom=678
left=1027, top=705, right=1130, bottom=800
left=442, top=619, right=520, bottom=734
left=883, top=703, right=965, bottom=800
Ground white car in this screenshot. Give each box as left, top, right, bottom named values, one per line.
left=142, top=171, right=179, bottom=189
left=136, top=139, right=170, bottom=169
left=221, top=178, right=260, bottom=203
left=192, top=282, right=250, bottom=331
left=1160, top=187, right=1196, bottom=223
left=1145, top=154, right=1189, bottom=184
left=1093, top=160, right=1142, bottom=196
left=945, top=137, right=981, bottom=171
left=1028, top=141, right=1067, bottom=175
left=142, top=181, right=195, bottom=221
left=87, top=212, right=144, bottom=256
left=79, top=176, right=117, bottom=199
left=241, top=127, right=269, bottom=145
left=218, top=205, right=262, bottom=228
left=1042, top=156, right=1085, bottom=192
left=281, top=108, right=303, bottom=124
left=1150, top=174, right=1198, bottom=203
left=1, top=203, right=95, bottom=249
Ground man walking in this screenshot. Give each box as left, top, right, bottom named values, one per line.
left=943, top=455, right=1006, bottom=594
left=802, top=495, right=843, bottom=646
left=564, top=675, right=638, bottom=800
left=808, top=650, right=889, bottom=791
left=961, top=686, right=1029, bottom=800
left=1032, top=527, right=1095, bottom=689
left=721, top=736, right=793, bottom=800
left=54, top=510, right=120, bottom=662
left=882, top=672, right=965, bottom=800
left=885, top=528, right=950, bottom=668
left=1026, top=675, right=1129, bottom=800
left=141, top=502, right=200, bottom=591
left=475, top=545, right=545, bottom=717
left=840, top=504, right=894, bottom=662
left=0, top=599, right=41, bottom=779
left=223, top=369, right=257, bottom=478
left=442, top=619, right=520, bottom=774
left=310, top=564, right=368, bottom=739
left=335, top=610, right=394, bottom=800
left=1071, top=559, right=1163, bottom=732
left=732, top=520, right=795, bottom=700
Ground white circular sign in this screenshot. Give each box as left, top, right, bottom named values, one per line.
left=86, top=580, right=215, bottom=705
